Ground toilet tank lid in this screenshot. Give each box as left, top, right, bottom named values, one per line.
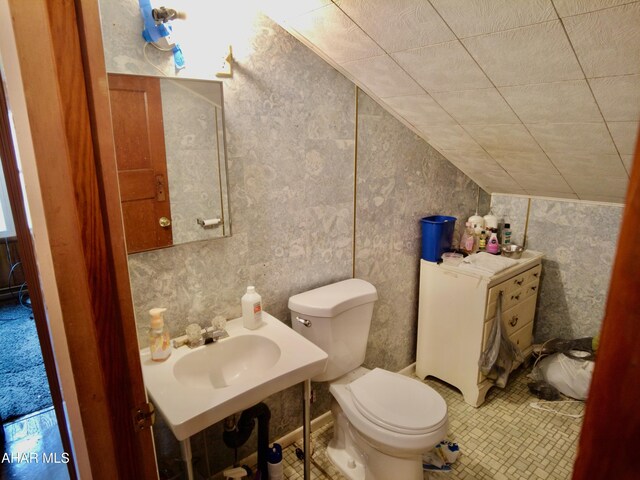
left=288, top=279, right=378, bottom=318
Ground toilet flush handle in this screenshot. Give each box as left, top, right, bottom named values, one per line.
left=296, top=316, right=312, bottom=327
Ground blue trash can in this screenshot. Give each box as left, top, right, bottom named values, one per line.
left=420, top=215, right=457, bottom=262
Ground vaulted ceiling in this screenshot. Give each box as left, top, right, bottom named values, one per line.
left=265, top=0, right=639, bottom=204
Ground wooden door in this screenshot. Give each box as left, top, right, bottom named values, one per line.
left=572, top=130, right=640, bottom=479
left=8, top=0, right=159, bottom=478
left=108, top=74, right=172, bottom=253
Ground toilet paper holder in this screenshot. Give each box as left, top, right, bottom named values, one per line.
left=197, top=217, right=223, bottom=228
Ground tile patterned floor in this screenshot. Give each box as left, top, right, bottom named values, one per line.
left=280, top=367, right=584, bottom=479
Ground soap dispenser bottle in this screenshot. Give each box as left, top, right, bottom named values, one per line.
left=149, top=308, right=171, bottom=361
left=242, top=286, right=263, bottom=330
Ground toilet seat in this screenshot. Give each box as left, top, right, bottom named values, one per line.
left=349, top=368, right=447, bottom=435
left=330, top=368, right=448, bottom=453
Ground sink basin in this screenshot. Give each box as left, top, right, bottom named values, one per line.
left=140, top=312, right=328, bottom=441
left=173, top=335, right=281, bottom=389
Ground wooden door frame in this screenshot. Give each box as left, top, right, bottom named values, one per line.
left=7, top=0, right=157, bottom=478
left=572, top=131, right=640, bottom=478
left=0, top=53, right=76, bottom=479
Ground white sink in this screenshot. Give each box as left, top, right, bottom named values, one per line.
left=173, top=335, right=281, bottom=389
left=140, top=312, right=328, bottom=441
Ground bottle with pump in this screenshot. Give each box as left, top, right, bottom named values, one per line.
left=149, top=307, right=171, bottom=361
left=242, top=286, right=263, bottom=330
left=502, top=223, right=512, bottom=245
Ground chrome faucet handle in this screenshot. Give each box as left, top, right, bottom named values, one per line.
left=209, top=329, right=229, bottom=343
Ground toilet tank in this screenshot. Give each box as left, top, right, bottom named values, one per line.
left=288, top=279, right=378, bottom=381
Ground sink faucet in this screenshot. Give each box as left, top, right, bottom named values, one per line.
left=207, top=328, right=229, bottom=343
left=207, top=316, right=229, bottom=344
left=172, top=318, right=229, bottom=349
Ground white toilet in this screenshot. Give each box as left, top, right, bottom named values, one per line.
left=289, top=279, right=448, bottom=480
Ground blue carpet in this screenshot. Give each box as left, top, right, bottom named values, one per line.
left=0, top=302, right=52, bottom=422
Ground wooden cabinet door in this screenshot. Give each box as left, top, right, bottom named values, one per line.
left=108, top=74, right=172, bottom=253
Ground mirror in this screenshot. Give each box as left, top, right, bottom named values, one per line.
left=108, top=73, right=230, bottom=253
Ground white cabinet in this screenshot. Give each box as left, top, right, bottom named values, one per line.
left=416, top=251, right=543, bottom=407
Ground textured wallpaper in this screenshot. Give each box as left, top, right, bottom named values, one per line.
left=491, top=194, right=623, bottom=341
left=355, top=92, right=485, bottom=372
left=100, top=0, right=485, bottom=475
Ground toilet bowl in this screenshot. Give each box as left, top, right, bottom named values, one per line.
left=327, top=367, right=447, bottom=480
left=288, top=279, right=449, bottom=480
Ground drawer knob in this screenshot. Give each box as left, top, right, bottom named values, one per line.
left=511, top=294, right=520, bottom=301
left=531, top=286, right=537, bottom=291
left=509, top=315, right=519, bottom=327
left=515, top=279, right=523, bottom=286
left=533, top=272, right=539, bottom=278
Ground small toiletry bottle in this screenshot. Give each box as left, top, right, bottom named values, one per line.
left=149, top=308, right=171, bottom=361
left=502, top=223, right=512, bottom=245
left=486, top=231, right=500, bottom=254
left=478, top=230, right=487, bottom=251
left=242, top=286, right=263, bottom=330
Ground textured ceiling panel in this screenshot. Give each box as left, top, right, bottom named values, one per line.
left=462, top=21, right=584, bottom=87
left=382, top=95, right=456, bottom=125
left=432, top=88, right=520, bottom=125
left=341, top=55, right=423, bottom=97
left=430, top=0, right=557, bottom=37
left=553, top=0, right=633, bottom=17
left=392, top=41, right=493, bottom=92
left=265, top=0, right=640, bottom=204
left=335, top=0, right=455, bottom=52
left=563, top=3, right=640, bottom=77
left=589, top=74, right=640, bottom=122
left=499, top=80, right=602, bottom=124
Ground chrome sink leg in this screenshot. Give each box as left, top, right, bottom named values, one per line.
left=303, top=379, right=311, bottom=480
left=180, top=437, right=194, bottom=480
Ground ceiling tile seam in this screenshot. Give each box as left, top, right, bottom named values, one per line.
left=587, top=72, right=640, bottom=81
left=324, top=0, right=538, bottom=187
left=287, top=4, right=385, bottom=66
left=492, top=192, right=625, bottom=207
left=327, top=2, right=439, bottom=98
left=552, top=0, right=640, bottom=19
left=327, top=0, right=500, bottom=174
left=425, top=0, right=571, bottom=197
left=329, top=2, right=527, bottom=193
left=443, top=18, right=560, bottom=43
left=550, top=0, right=631, bottom=178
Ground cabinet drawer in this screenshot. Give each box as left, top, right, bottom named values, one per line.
left=478, top=303, right=535, bottom=382
left=510, top=321, right=534, bottom=353
left=525, top=264, right=542, bottom=285
left=522, top=280, right=540, bottom=301
left=481, top=295, right=536, bottom=353
left=502, top=295, right=536, bottom=337
left=486, top=286, right=527, bottom=320
left=486, top=265, right=540, bottom=320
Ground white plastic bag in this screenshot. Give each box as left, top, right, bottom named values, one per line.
left=538, top=352, right=594, bottom=400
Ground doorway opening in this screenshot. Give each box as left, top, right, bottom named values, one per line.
left=0, top=71, right=73, bottom=479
